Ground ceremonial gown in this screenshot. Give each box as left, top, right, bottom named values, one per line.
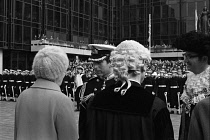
left=179, top=66, right=210, bottom=140
left=78, top=74, right=116, bottom=140
left=86, top=81, right=174, bottom=140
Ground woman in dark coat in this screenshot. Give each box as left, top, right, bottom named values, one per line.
left=86, top=40, right=174, bottom=140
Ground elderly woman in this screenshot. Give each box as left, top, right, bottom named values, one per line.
left=14, top=46, right=78, bottom=140
left=86, top=40, right=174, bottom=140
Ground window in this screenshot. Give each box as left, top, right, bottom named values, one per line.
left=162, top=5, right=168, bottom=18
left=169, top=4, right=179, bottom=18
left=32, top=6, right=39, bottom=22
left=99, top=23, right=103, bottom=36
left=122, top=7, right=129, bottom=21
left=15, top=1, right=23, bottom=19
left=153, top=23, right=160, bottom=35
left=139, top=8, right=145, bottom=20
left=123, top=0, right=129, bottom=5
left=24, top=4, right=31, bottom=21
left=123, top=25, right=129, bottom=37
left=79, top=18, right=83, bottom=33
left=0, top=22, right=3, bottom=41
left=98, top=6, right=103, bottom=19
left=186, top=20, right=194, bottom=32
left=73, top=16, right=78, bottom=31
left=84, top=19, right=89, bottom=33
left=0, top=0, right=4, bottom=15
left=188, top=3, right=194, bottom=17
left=130, top=8, right=137, bottom=21
left=54, top=12, right=60, bottom=27
left=153, top=6, right=160, bottom=19
left=104, top=24, right=107, bottom=37
left=74, top=0, right=78, bottom=12
left=94, top=22, right=98, bottom=35
left=19, top=53, right=27, bottom=70
left=15, top=25, right=22, bottom=43
left=84, top=1, right=89, bottom=15
left=181, top=2, right=187, bottom=17
left=24, top=0, right=31, bottom=3
left=47, top=0, right=54, bottom=5
left=61, top=0, right=67, bottom=8
left=55, top=0, right=60, bottom=7
left=61, top=13, right=66, bottom=28
left=130, top=0, right=138, bottom=5
left=80, top=0, right=84, bottom=13
left=23, top=26, right=31, bottom=44
left=161, top=22, right=168, bottom=35
left=12, top=52, right=18, bottom=69
left=139, top=24, right=144, bottom=37
left=103, top=8, right=107, bottom=20
left=131, top=25, right=137, bottom=37
left=169, top=22, right=177, bottom=35
left=47, top=9, right=53, bottom=26
left=94, top=4, right=98, bottom=17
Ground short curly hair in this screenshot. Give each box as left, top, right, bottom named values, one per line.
left=173, top=31, right=210, bottom=58
left=32, top=46, right=69, bottom=83
left=110, top=40, right=151, bottom=81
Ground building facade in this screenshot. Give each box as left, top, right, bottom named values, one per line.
left=0, top=0, right=209, bottom=71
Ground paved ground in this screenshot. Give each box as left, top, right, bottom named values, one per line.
left=0, top=101, right=180, bottom=140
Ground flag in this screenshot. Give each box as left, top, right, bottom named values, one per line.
left=148, top=14, right=151, bottom=51
left=195, top=8, right=198, bottom=31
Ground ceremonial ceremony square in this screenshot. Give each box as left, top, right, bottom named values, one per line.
left=0, top=100, right=180, bottom=140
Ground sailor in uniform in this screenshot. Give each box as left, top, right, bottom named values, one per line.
left=155, top=70, right=169, bottom=103
left=168, top=70, right=181, bottom=114
left=78, top=44, right=116, bottom=140
left=142, top=70, right=156, bottom=95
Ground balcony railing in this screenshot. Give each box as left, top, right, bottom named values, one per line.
left=31, top=39, right=90, bottom=50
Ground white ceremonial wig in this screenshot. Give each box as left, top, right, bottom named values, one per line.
left=110, top=40, right=151, bottom=81
left=32, top=46, right=69, bottom=82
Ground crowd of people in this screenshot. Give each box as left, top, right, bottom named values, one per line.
left=1, top=30, right=209, bottom=140
left=0, top=59, right=187, bottom=101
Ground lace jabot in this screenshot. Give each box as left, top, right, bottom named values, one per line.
left=181, top=66, right=210, bottom=113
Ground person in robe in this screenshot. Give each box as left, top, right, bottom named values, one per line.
left=86, top=40, right=174, bottom=140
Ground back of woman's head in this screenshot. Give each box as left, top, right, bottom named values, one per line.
left=32, top=46, right=69, bottom=82
left=110, top=40, right=151, bottom=81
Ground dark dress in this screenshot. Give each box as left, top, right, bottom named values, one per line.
left=86, top=81, right=174, bottom=140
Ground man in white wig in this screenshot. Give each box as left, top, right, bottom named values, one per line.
left=85, top=40, right=174, bottom=140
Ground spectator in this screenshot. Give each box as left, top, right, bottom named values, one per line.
left=14, top=46, right=78, bottom=140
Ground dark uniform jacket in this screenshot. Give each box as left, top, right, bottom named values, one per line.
left=86, top=81, right=174, bottom=140
left=78, top=74, right=116, bottom=140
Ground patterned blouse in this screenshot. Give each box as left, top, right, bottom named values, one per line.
left=181, top=66, right=210, bottom=114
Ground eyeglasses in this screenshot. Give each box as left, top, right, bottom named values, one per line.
left=182, top=53, right=199, bottom=59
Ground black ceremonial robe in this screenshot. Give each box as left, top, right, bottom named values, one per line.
left=86, top=81, right=174, bottom=140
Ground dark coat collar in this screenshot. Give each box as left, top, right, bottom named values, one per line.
left=91, top=81, right=155, bottom=116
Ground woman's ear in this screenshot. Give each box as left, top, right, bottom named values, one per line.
left=202, top=56, right=208, bottom=63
